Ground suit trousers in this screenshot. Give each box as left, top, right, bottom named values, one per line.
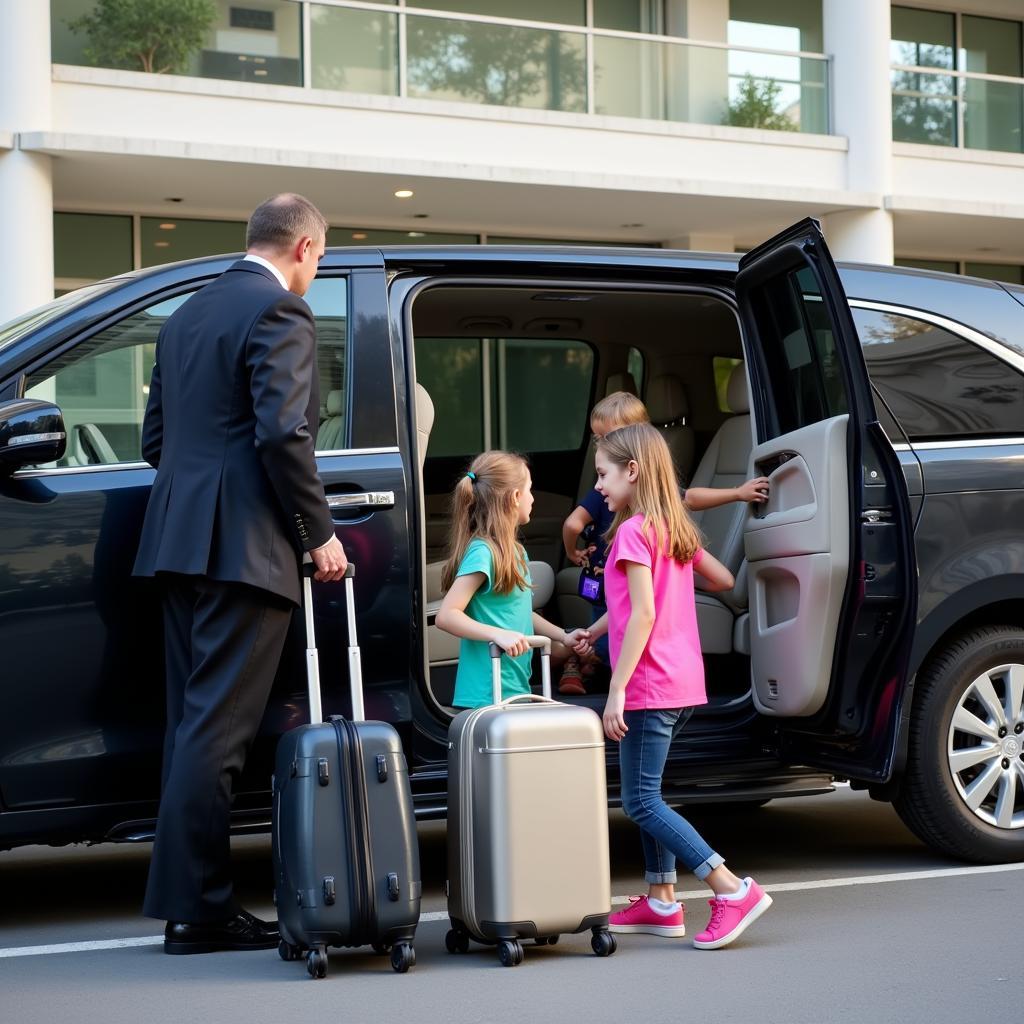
left=143, top=573, right=293, bottom=923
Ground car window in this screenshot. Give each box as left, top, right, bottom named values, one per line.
left=23, top=292, right=195, bottom=468
left=415, top=337, right=595, bottom=456
left=713, top=356, right=743, bottom=412
left=627, top=346, right=645, bottom=396
left=22, top=277, right=349, bottom=468
left=746, top=265, right=848, bottom=438
left=307, top=277, right=349, bottom=452
left=854, top=307, right=1024, bottom=440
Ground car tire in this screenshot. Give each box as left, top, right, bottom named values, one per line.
left=894, top=626, right=1024, bottom=863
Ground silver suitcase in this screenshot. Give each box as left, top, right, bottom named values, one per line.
left=445, top=636, right=616, bottom=966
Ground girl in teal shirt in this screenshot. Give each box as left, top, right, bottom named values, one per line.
left=436, top=450, right=593, bottom=708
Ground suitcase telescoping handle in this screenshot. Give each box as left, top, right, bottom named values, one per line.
left=301, top=556, right=363, bottom=726
left=487, top=636, right=552, bottom=704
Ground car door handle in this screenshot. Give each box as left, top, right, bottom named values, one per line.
left=327, top=491, right=395, bottom=513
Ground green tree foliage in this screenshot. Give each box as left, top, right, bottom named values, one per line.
left=69, top=0, right=216, bottom=75
left=723, top=73, right=796, bottom=131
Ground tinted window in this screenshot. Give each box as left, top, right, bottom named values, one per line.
left=415, top=337, right=594, bottom=456
left=24, top=293, right=194, bottom=467
left=747, top=265, right=848, bottom=438
left=854, top=307, right=1024, bottom=440
left=307, top=278, right=349, bottom=451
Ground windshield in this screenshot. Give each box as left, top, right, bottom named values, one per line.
left=0, top=280, right=125, bottom=356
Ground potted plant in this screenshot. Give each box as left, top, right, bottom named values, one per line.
left=68, top=0, right=217, bottom=75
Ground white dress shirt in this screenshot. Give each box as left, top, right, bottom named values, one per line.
left=242, top=253, right=288, bottom=291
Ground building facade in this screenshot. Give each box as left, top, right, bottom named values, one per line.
left=1, top=0, right=1023, bottom=321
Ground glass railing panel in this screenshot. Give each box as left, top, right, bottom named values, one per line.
left=405, top=14, right=587, bottom=112
left=595, top=34, right=827, bottom=132
left=311, top=3, right=399, bottom=95
left=963, top=76, right=1023, bottom=154
left=891, top=68, right=957, bottom=145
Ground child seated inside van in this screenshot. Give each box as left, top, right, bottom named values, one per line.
left=558, top=390, right=769, bottom=695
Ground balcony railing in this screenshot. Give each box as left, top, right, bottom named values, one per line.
left=892, top=63, right=1024, bottom=154
left=50, top=0, right=830, bottom=135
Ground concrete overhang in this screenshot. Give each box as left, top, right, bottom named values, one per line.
left=21, top=130, right=880, bottom=247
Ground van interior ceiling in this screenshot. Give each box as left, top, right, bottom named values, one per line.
left=406, top=284, right=754, bottom=715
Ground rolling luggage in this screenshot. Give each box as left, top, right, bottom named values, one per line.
left=272, top=562, right=421, bottom=979
left=445, top=637, right=616, bottom=967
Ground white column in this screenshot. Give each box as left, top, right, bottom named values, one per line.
left=821, top=0, right=893, bottom=264
left=0, top=2, right=54, bottom=322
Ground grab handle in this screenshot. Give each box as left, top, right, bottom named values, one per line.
left=487, top=636, right=552, bottom=704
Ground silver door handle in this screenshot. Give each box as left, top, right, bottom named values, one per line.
left=327, top=491, right=395, bottom=512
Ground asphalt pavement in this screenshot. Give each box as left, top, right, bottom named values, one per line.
left=2, top=786, right=1021, bottom=1024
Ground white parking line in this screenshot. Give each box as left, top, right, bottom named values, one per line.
left=2, top=861, right=1023, bottom=959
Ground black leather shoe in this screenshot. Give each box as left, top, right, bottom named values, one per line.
left=164, top=910, right=280, bottom=955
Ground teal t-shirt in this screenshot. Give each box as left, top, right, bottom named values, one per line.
left=452, top=538, right=534, bottom=709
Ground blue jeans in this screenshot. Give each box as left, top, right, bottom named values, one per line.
left=618, top=708, right=724, bottom=884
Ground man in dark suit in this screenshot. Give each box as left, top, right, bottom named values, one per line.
left=134, top=193, right=348, bottom=954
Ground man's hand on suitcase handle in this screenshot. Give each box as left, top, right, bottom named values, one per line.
left=310, top=534, right=349, bottom=582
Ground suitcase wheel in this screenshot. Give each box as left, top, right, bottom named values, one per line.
left=445, top=929, right=470, bottom=955
left=533, top=935, right=559, bottom=946
left=390, top=942, right=416, bottom=973
left=278, top=940, right=302, bottom=962
left=497, top=939, right=523, bottom=968
left=591, top=927, right=617, bottom=958
left=371, top=941, right=392, bottom=956
left=306, top=947, right=328, bottom=979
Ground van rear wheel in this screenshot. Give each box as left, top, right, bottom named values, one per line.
left=894, top=626, right=1024, bottom=862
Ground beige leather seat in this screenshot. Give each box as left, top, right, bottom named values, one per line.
left=647, top=373, right=696, bottom=484
left=316, top=390, right=345, bottom=451
left=415, top=382, right=434, bottom=473
left=690, top=362, right=754, bottom=654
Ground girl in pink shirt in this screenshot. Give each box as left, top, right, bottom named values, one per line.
left=586, top=422, right=773, bottom=950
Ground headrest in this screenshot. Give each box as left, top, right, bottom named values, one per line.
left=326, top=390, right=344, bottom=416
left=604, top=372, right=637, bottom=397
left=415, top=382, right=435, bottom=437
left=646, top=374, right=688, bottom=424
left=529, top=560, right=555, bottom=611
left=726, top=362, right=749, bottom=414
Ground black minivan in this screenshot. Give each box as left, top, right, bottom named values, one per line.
left=2, top=219, right=1023, bottom=863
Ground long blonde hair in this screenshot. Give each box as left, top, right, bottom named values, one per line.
left=441, top=450, right=530, bottom=595
left=597, top=422, right=702, bottom=563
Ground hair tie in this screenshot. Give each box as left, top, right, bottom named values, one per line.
left=466, top=471, right=476, bottom=482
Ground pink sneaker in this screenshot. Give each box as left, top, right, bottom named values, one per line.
left=693, top=878, right=772, bottom=949
left=609, top=896, right=686, bottom=938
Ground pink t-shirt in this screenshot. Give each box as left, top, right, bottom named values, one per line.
left=605, top=514, right=707, bottom=711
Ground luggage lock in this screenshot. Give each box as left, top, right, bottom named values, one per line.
left=386, top=872, right=400, bottom=901
left=323, top=876, right=336, bottom=905
left=317, top=757, right=330, bottom=786
left=376, top=753, right=388, bottom=782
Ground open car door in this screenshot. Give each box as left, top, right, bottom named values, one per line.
left=735, top=218, right=917, bottom=782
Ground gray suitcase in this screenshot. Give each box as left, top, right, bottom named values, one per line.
left=445, top=637, right=616, bottom=966
left=272, top=562, right=421, bottom=979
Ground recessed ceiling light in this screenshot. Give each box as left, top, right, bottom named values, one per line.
left=153, top=241, right=170, bottom=248
left=351, top=232, right=368, bottom=240
left=158, top=222, right=176, bottom=230
left=413, top=213, right=430, bottom=219
left=407, top=231, right=426, bottom=238
left=164, top=197, right=183, bottom=203
left=394, top=189, right=414, bottom=199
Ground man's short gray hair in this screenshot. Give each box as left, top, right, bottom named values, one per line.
left=246, top=193, right=328, bottom=252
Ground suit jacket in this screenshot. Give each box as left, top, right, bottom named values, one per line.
left=133, top=260, right=335, bottom=605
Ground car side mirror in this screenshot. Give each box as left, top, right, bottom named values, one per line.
left=0, top=399, right=67, bottom=473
